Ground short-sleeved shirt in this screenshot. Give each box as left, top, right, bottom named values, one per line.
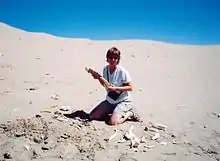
left=103, top=65, right=132, bottom=104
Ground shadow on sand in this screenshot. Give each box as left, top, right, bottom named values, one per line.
left=63, top=110, right=109, bottom=123
left=63, top=110, right=91, bottom=121
left=63, top=109, right=141, bottom=124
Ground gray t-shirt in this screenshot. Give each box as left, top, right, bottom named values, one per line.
left=103, top=65, right=132, bottom=104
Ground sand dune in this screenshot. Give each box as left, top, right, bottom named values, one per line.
left=0, top=22, right=220, bottom=161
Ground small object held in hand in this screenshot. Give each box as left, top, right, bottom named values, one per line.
left=85, top=66, right=110, bottom=90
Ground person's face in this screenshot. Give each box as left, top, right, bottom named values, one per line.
left=107, top=55, right=119, bottom=66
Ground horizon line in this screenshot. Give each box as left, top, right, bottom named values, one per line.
left=1, top=22, right=220, bottom=46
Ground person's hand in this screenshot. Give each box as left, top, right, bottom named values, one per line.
left=108, top=84, right=118, bottom=91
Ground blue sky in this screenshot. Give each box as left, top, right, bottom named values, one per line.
left=0, top=0, right=220, bottom=45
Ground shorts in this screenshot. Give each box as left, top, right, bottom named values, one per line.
left=106, top=100, right=132, bottom=117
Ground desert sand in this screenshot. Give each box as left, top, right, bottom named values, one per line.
left=0, top=22, right=220, bottom=161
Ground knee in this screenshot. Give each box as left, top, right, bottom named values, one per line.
left=107, top=118, right=117, bottom=125
left=107, top=114, right=121, bottom=125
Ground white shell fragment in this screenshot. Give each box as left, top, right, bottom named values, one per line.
left=50, top=94, right=59, bottom=100
left=75, top=125, right=81, bottom=130
left=56, top=117, right=69, bottom=122
left=124, top=125, right=140, bottom=148
left=24, top=145, right=30, bottom=151
left=144, top=144, right=155, bottom=149
left=150, top=128, right=159, bottom=133
left=105, top=129, right=118, bottom=142
left=172, top=139, right=178, bottom=144
left=149, top=121, right=167, bottom=131
left=52, top=115, right=69, bottom=122
left=144, top=126, right=159, bottom=133
left=133, top=148, right=138, bottom=152
left=159, top=141, right=168, bottom=146
left=140, top=136, right=146, bottom=143
left=59, top=106, right=71, bottom=111
left=118, top=138, right=127, bottom=143
left=151, top=132, right=160, bottom=140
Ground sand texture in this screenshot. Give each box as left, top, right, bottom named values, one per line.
left=0, top=22, right=220, bottom=161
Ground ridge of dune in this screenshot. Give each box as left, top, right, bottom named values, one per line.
left=2, top=22, right=220, bottom=47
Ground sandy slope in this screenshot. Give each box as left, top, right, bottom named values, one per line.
left=0, top=22, right=220, bottom=161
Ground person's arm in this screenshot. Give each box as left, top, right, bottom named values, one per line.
left=97, top=76, right=107, bottom=87
left=107, top=68, right=133, bottom=92
left=108, top=82, right=133, bottom=92
left=116, top=82, right=133, bottom=91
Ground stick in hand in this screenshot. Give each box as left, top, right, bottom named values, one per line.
left=85, top=66, right=110, bottom=90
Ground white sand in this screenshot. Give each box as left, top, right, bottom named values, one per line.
left=0, top=22, right=220, bottom=161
